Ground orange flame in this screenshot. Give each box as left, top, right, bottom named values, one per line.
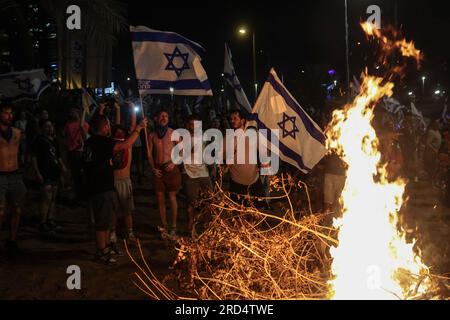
left=326, top=74, right=430, bottom=299
left=361, top=22, right=423, bottom=67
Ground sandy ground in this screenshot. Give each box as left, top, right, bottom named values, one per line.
left=0, top=172, right=449, bottom=300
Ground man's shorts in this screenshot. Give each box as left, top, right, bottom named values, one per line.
left=0, top=171, right=27, bottom=210
left=114, top=177, right=135, bottom=215
left=91, top=191, right=118, bottom=231
left=183, top=175, right=212, bottom=206
left=153, top=165, right=182, bottom=193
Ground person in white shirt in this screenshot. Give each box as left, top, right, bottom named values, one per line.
left=226, top=110, right=264, bottom=202
left=182, top=115, right=212, bottom=232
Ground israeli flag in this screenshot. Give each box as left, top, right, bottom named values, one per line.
left=130, top=26, right=212, bottom=96
left=223, top=43, right=252, bottom=116
left=0, top=69, right=50, bottom=101
left=252, top=69, right=326, bottom=173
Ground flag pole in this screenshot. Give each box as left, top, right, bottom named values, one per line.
left=136, top=91, right=151, bottom=166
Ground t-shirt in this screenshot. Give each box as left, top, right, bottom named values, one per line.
left=183, top=136, right=209, bottom=179
left=83, top=135, right=117, bottom=195
left=64, top=120, right=90, bottom=152
left=426, top=129, right=442, bottom=153
left=32, top=135, right=61, bottom=181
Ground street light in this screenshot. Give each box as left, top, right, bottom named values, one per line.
left=422, top=76, right=426, bottom=96
left=238, top=26, right=257, bottom=101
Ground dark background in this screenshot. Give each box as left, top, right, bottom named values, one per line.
left=115, top=0, right=450, bottom=102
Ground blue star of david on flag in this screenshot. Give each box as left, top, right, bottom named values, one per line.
left=164, top=46, right=190, bottom=77
left=278, top=113, right=300, bottom=139
left=14, top=78, right=33, bottom=92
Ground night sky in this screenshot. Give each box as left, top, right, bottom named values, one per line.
left=115, top=0, right=450, bottom=101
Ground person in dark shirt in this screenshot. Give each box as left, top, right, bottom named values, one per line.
left=31, top=120, right=66, bottom=232
left=84, top=114, right=147, bottom=264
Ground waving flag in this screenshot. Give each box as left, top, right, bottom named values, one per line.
left=383, top=96, right=404, bottom=114
left=442, top=100, right=448, bottom=124
left=223, top=43, right=252, bottom=116
left=130, top=26, right=212, bottom=96
left=252, top=69, right=326, bottom=173
left=0, top=69, right=50, bottom=101
left=410, top=102, right=426, bottom=127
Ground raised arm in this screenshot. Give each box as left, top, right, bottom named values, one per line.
left=114, top=101, right=121, bottom=126
left=113, top=118, right=148, bottom=153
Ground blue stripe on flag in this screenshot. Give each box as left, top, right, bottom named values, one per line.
left=131, top=32, right=204, bottom=55
left=267, top=73, right=326, bottom=146
left=138, top=79, right=211, bottom=91
left=255, top=115, right=311, bottom=172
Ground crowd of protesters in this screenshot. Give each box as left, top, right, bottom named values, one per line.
left=1, top=93, right=449, bottom=265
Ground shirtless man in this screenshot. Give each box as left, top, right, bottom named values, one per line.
left=0, top=102, right=27, bottom=252
left=148, top=110, right=181, bottom=238
left=110, top=100, right=138, bottom=246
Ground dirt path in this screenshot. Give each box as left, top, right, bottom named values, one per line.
left=0, top=175, right=185, bottom=300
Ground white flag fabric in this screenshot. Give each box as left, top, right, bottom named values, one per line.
left=442, top=101, right=448, bottom=124
left=411, top=102, right=426, bottom=128
left=253, top=69, right=326, bottom=173
left=0, top=69, right=50, bottom=101
left=130, top=26, right=212, bottom=96
left=224, top=43, right=252, bottom=116
left=383, top=96, right=404, bottom=114
left=350, top=75, right=361, bottom=98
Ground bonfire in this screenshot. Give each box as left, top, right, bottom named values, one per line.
left=126, top=23, right=449, bottom=300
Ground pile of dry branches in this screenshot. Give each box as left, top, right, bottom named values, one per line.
left=127, top=174, right=338, bottom=300
left=126, top=174, right=449, bottom=300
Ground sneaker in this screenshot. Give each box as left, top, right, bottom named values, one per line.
left=126, top=233, right=139, bottom=246
left=95, top=249, right=117, bottom=265
left=107, top=243, right=123, bottom=256
left=169, top=227, right=177, bottom=238
left=158, top=226, right=169, bottom=240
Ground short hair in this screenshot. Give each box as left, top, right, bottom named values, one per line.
left=155, top=109, right=169, bottom=118
left=187, top=114, right=200, bottom=122
left=230, top=109, right=246, bottom=121
left=111, top=124, right=125, bottom=136
left=91, top=115, right=109, bottom=134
